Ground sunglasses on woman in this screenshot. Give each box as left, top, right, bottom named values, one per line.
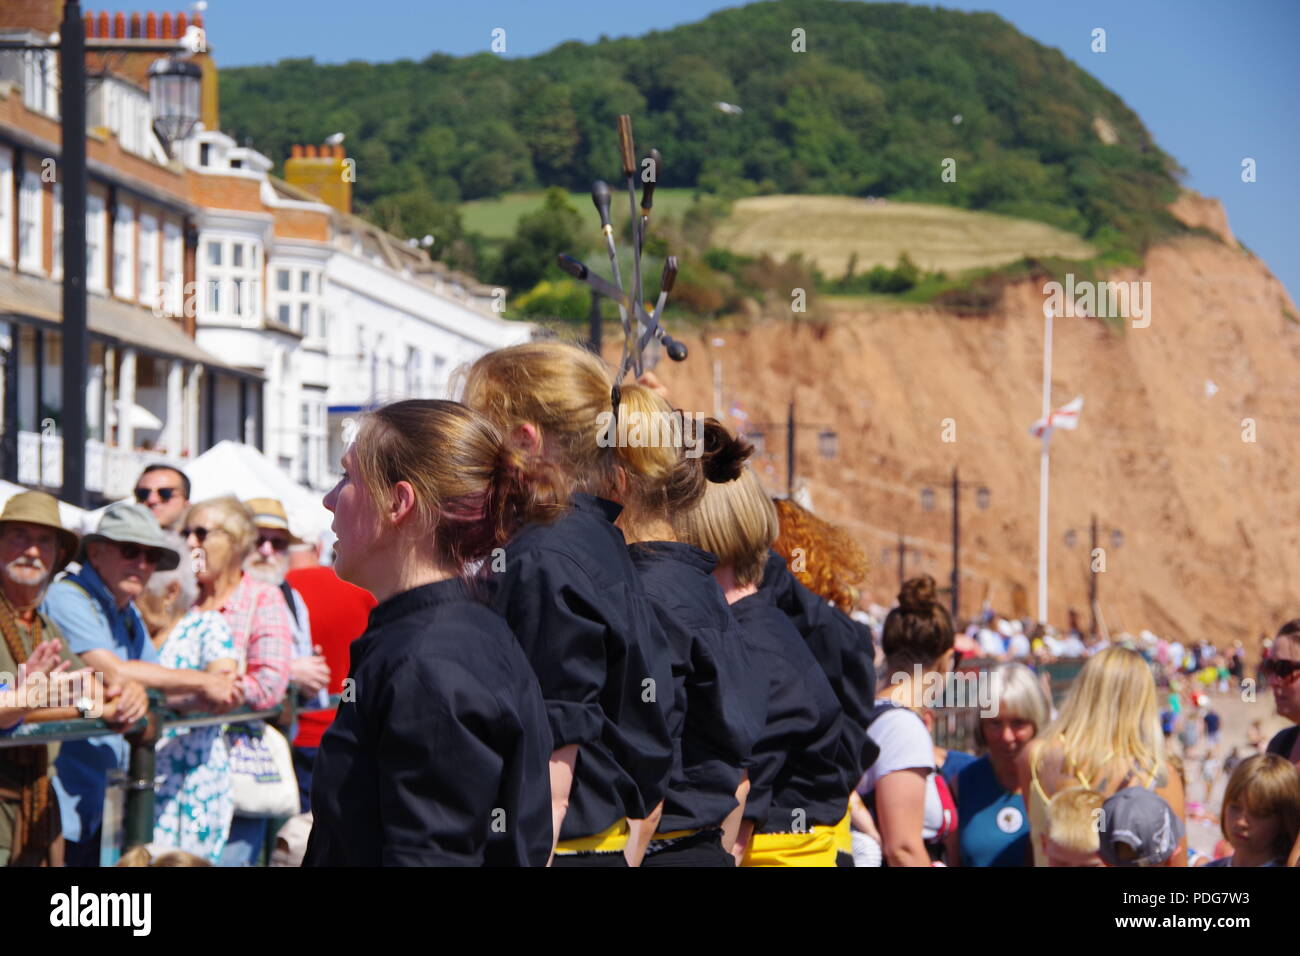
left=116, top=542, right=164, bottom=565
left=1261, top=658, right=1300, bottom=681
left=134, top=487, right=179, bottom=503
left=182, top=526, right=226, bottom=544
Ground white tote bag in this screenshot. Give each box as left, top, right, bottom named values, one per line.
left=224, top=599, right=300, bottom=819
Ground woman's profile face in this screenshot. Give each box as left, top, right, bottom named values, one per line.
left=323, top=444, right=384, bottom=590
left=982, top=711, right=1036, bottom=762
left=1269, top=636, right=1300, bottom=724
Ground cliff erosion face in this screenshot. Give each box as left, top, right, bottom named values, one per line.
left=633, top=197, right=1298, bottom=649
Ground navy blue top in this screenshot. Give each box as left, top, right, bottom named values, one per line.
left=628, top=541, right=767, bottom=833
left=304, top=578, right=554, bottom=866
left=941, top=749, right=979, bottom=788
left=760, top=550, right=877, bottom=777
left=488, top=494, right=675, bottom=840
left=731, top=587, right=851, bottom=832
left=954, top=755, right=1031, bottom=867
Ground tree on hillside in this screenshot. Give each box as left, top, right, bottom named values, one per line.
left=491, top=188, right=588, bottom=293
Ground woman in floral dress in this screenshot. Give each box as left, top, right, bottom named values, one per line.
left=136, top=534, right=242, bottom=864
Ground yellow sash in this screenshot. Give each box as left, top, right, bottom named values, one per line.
left=742, top=820, right=840, bottom=867
left=554, top=818, right=630, bottom=854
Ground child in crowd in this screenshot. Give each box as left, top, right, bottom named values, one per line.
left=1206, top=755, right=1300, bottom=867
left=1097, top=787, right=1184, bottom=867
left=1040, top=787, right=1104, bottom=867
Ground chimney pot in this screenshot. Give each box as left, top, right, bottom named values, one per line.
left=335, top=143, right=346, bottom=159
left=113, top=12, right=126, bottom=38
left=129, top=12, right=142, bottom=38
left=98, top=12, right=110, bottom=37
left=291, top=145, right=303, bottom=159
left=160, top=12, right=173, bottom=38
left=193, top=12, right=204, bottom=29
left=145, top=12, right=158, bottom=39
left=306, top=145, right=318, bottom=158
left=84, top=13, right=95, bottom=38
left=176, top=12, right=188, bottom=35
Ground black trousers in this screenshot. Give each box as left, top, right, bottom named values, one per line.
left=642, top=829, right=734, bottom=867
left=552, top=851, right=629, bottom=868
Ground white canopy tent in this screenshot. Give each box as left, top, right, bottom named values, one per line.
left=184, top=441, right=333, bottom=544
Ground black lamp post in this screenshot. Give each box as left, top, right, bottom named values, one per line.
left=2, top=3, right=201, bottom=505
left=1064, top=513, right=1124, bottom=637
left=748, top=398, right=838, bottom=498
left=919, top=466, right=991, bottom=621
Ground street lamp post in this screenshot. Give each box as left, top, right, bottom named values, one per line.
left=1064, top=513, right=1124, bottom=637
left=748, top=397, right=838, bottom=499
left=920, top=466, right=991, bottom=622
left=0, top=4, right=202, bottom=505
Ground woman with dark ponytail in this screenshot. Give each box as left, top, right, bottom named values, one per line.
left=303, top=400, right=554, bottom=866
left=462, top=342, right=674, bottom=867
left=615, top=386, right=767, bottom=866
left=851, top=575, right=957, bottom=867
left=674, top=431, right=851, bottom=867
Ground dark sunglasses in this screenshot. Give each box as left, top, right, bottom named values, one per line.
left=1262, top=659, right=1300, bottom=681
left=257, top=535, right=290, bottom=553
left=116, top=542, right=164, bottom=565
left=134, top=487, right=180, bottom=503
left=182, top=526, right=225, bottom=544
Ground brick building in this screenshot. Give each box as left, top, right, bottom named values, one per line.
left=0, top=2, right=528, bottom=501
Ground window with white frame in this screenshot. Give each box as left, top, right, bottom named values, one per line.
left=22, top=50, right=57, bottom=117
left=137, top=214, right=158, bottom=309
left=17, top=168, right=42, bottom=272
left=268, top=264, right=321, bottom=336
left=0, top=148, right=12, bottom=264
left=202, top=237, right=262, bottom=322
left=113, top=203, right=134, bottom=298
left=162, top=220, right=182, bottom=316
left=405, top=346, right=422, bottom=396
left=51, top=181, right=62, bottom=278
left=86, top=194, right=106, bottom=292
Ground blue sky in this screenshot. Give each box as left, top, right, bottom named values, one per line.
left=92, top=0, right=1298, bottom=299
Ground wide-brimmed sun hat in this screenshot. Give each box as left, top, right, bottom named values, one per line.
left=82, top=502, right=181, bottom=571
left=0, top=491, right=81, bottom=574
left=244, top=497, right=304, bottom=545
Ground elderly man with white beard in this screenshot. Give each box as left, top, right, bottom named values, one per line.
left=243, top=499, right=330, bottom=707
left=0, top=492, right=149, bottom=866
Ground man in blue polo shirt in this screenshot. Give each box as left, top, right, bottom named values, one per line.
left=44, top=503, right=239, bottom=866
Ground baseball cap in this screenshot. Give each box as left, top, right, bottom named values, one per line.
left=1098, top=787, right=1185, bottom=866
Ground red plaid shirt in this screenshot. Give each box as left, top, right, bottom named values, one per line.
left=220, top=573, right=292, bottom=710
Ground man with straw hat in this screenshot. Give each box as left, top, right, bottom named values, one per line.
left=0, top=491, right=148, bottom=866
left=45, top=502, right=241, bottom=866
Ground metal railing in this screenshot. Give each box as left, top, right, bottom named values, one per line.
left=0, top=688, right=336, bottom=864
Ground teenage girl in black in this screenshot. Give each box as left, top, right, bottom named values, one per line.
left=305, top=400, right=553, bottom=866
left=462, top=342, right=675, bottom=867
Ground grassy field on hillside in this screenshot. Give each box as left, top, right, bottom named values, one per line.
left=711, top=196, right=1097, bottom=277
left=462, top=188, right=700, bottom=240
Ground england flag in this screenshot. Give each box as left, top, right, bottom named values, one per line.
left=1029, top=395, right=1083, bottom=438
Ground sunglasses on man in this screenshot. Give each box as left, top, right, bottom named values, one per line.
left=134, top=486, right=181, bottom=503
left=115, top=542, right=165, bottom=565
left=257, top=535, right=290, bottom=553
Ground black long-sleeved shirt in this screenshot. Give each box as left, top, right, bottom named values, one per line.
left=489, top=494, right=675, bottom=841
left=761, top=549, right=877, bottom=778
left=731, top=587, right=851, bottom=832
left=628, top=542, right=767, bottom=833
left=303, top=579, right=553, bottom=866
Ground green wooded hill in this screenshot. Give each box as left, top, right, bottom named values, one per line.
left=219, top=0, right=1184, bottom=261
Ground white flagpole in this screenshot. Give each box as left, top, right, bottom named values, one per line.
left=1037, top=308, right=1054, bottom=626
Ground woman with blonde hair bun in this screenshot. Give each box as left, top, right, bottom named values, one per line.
left=1018, top=646, right=1186, bottom=866
left=462, top=341, right=674, bottom=867
left=673, top=447, right=850, bottom=867
left=617, top=384, right=767, bottom=866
